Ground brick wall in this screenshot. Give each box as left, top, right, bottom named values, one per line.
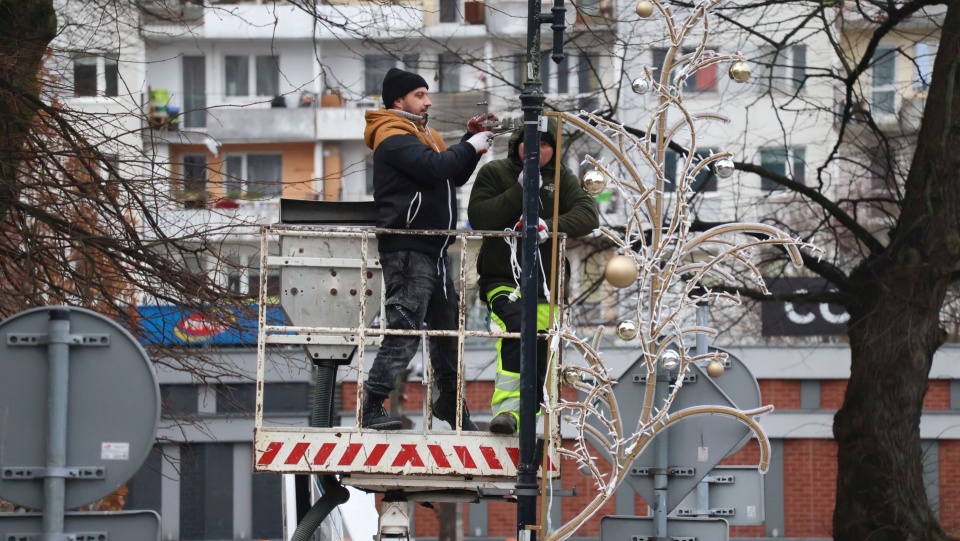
left=354, top=376, right=957, bottom=540
left=758, top=379, right=801, bottom=409
left=940, top=441, right=960, bottom=535
left=783, top=439, right=837, bottom=538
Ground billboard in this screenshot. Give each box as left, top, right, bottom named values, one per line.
left=760, top=277, right=849, bottom=336
left=136, top=305, right=288, bottom=346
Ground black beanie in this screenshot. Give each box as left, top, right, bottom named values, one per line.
left=381, top=68, right=429, bottom=109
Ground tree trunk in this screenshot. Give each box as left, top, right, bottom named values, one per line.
left=0, top=0, right=57, bottom=219
left=833, top=4, right=960, bottom=540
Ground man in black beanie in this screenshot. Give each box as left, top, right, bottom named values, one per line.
left=361, top=67, right=496, bottom=431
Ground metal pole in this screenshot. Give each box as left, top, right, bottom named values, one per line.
left=695, top=300, right=710, bottom=518
left=43, top=308, right=71, bottom=539
left=653, top=366, right=668, bottom=536
left=517, top=0, right=545, bottom=536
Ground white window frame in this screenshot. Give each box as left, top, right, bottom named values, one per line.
left=914, top=41, right=938, bottom=93
left=771, top=45, right=806, bottom=93
left=222, top=153, right=283, bottom=199
left=71, top=54, right=119, bottom=98
left=759, top=146, right=805, bottom=192
left=223, top=55, right=280, bottom=98
left=870, top=46, right=897, bottom=118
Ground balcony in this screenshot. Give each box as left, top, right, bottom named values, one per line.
left=150, top=199, right=280, bottom=239
left=316, top=98, right=374, bottom=141
left=141, top=0, right=204, bottom=37
left=840, top=2, right=945, bottom=30
left=207, top=106, right=316, bottom=143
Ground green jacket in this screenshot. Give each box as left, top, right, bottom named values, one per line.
left=468, top=120, right=600, bottom=298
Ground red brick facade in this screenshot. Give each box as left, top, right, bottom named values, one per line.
left=344, top=378, right=955, bottom=539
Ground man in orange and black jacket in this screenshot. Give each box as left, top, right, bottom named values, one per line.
left=360, top=67, right=494, bottom=431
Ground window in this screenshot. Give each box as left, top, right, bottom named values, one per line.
left=578, top=0, right=600, bottom=14
left=663, top=147, right=720, bottom=192
left=556, top=54, right=570, bottom=94
left=104, top=57, right=119, bottom=96
left=772, top=45, right=806, bottom=92
left=438, top=53, right=461, bottom=93
left=364, top=55, right=395, bottom=97
left=73, top=57, right=98, bottom=97
left=403, top=54, right=420, bottom=72
left=439, top=0, right=457, bottom=22
left=871, top=47, right=897, bottom=115
left=224, top=56, right=249, bottom=96
left=181, top=154, right=207, bottom=195
left=72, top=54, right=119, bottom=97
left=578, top=52, right=600, bottom=109
left=652, top=49, right=716, bottom=92
left=540, top=53, right=551, bottom=93
left=759, top=147, right=805, bottom=191
left=183, top=56, right=206, bottom=129
left=248, top=266, right=280, bottom=298
left=255, top=56, right=279, bottom=97
left=222, top=154, right=282, bottom=199
left=513, top=53, right=527, bottom=88
left=225, top=254, right=242, bottom=293
left=914, top=42, right=937, bottom=92
left=513, top=52, right=597, bottom=97
left=223, top=55, right=280, bottom=97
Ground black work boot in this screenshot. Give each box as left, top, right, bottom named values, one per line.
left=489, top=412, right=518, bottom=435
left=361, top=393, right=402, bottom=430
left=432, top=392, right=479, bottom=431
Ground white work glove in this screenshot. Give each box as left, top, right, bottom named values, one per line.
left=515, top=217, right=549, bottom=244
left=467, top=132, right=494, bottom=155
left=467, top=112, right=500, bottom=134
left=517, top=170, right=543, bottom=189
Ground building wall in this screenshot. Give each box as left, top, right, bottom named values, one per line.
left=168, top=141, right=316, bottom=199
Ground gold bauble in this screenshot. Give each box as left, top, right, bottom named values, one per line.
left=635, top=0, right=654, bottom=17
left=581, top=170, right=607, bottom=196
left=616, top=320, right=638, bottom=341
left=604, top=255, right=638, bottom=289
left=728, top=61, right=751, bottom=83
left=707, top=360, right=725, bottom=378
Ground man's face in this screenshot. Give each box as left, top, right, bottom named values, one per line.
left=518, top=141, right=555, bottom=168
left=393, top=87, right=431, bottom=116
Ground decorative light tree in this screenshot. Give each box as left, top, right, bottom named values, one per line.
left=537, top=0, right=817, bottom=539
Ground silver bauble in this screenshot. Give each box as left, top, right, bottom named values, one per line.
left=561, top=367, right=583, bottom=386
left=635, top=0, right=654, bottom=17
left=714, top=158, right=735, bottom=179
left=631, top=77, right=650, bottom=95
left=604, top=255, right=638, bottom=288
left=616, top=320, right=638, bottom=341
left=728, top=61, right=751, bottom=83
left=660, top=350, right=680, bottom=370
left=581, top=170, right=607, bottom=196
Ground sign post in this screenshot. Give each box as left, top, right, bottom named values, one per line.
left=0, top=306, right=161, bottom=540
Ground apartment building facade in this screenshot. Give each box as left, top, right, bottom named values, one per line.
left=43, top=0, right=960, bottom=538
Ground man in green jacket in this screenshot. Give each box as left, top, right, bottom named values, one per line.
left=467, top=119, right=599, bottom=434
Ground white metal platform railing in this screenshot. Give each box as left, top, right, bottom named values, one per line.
left=254, top=225, right=566, bottom=494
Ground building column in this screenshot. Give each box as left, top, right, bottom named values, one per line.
left=160, top=443, right=180, bottom=541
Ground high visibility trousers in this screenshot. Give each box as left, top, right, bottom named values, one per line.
left=486, top=286, right=551, bottom=424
